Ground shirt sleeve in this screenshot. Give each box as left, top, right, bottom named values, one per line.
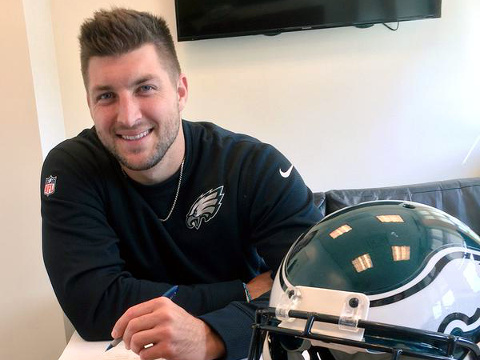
left=242, top=143, right=322, bottom=271
left=41, top=145, right=246, bottom=341
left=200, top=298, right=263, bottom=360
left=200, top=144, right=323, bottom=359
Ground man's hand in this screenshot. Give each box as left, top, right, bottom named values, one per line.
left=246, top=270, right=273, bottom=299
left=112, top=297, right=226, bottom=360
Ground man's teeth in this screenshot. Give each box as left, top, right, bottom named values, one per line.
left=121, top=130, right=150, bottom=140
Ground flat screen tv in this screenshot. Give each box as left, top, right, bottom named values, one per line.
left=175, top=0, right=442, bottom=41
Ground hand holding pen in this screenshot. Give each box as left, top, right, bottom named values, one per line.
left=106, top=285, right=179, bottom=351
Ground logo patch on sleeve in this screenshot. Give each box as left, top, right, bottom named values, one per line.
left=186, top=186, right=224, bottom=230
left=279, top=164, right=294, bottom=178
left=44, top=175, right=57, bottom=197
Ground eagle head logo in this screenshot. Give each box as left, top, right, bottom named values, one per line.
left=186, top=186, right=225, bottom=230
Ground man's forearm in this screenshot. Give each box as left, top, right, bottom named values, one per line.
left=203, top=320, right=227, bottom=360
left=245, top=271, right=273, bottom=300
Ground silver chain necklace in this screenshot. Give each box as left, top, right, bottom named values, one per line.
left=159, top=157, right=185, bottom=222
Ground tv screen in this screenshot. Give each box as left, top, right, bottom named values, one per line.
left=175, top=0, right=442, bottom=41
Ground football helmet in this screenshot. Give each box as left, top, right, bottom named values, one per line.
left=248, top=201, right=480, bottom=360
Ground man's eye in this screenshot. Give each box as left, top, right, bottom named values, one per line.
left=139, top=85, right=154, bottom=92
left=98, top=93, right=113, bottom=101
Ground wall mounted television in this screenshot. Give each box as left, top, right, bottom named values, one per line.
left=175, top=0, right=442, bottom=41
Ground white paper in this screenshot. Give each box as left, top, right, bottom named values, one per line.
left=102, top=344, right=140, bottom=360
left=58, top=332, right=139, bottom=360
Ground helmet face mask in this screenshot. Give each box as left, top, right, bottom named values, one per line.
left=249, top=201, right=480, bottom=360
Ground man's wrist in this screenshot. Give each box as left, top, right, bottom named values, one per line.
left=202, top=320, right=226, bottom=360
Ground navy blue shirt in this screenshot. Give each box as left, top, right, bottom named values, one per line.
left=41, top=120, right=321, bottom=359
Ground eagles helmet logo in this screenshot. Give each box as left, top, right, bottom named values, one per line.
left=186, top=186, right=225, bottom=230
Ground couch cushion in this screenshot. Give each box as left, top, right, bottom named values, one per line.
left=322, top=178, right=480, bottom=235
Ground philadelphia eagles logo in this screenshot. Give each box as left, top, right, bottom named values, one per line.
left=186, top=186, right=225, bottom=230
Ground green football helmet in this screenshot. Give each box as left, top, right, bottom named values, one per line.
left=249, top=201, right=480, bottom=360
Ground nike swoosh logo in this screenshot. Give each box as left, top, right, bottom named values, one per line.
left=279, top=164, right=294, bottom=178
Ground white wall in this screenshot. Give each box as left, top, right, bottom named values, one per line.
left=0, top=0, right=65, bottom=359
left=23, top=0, right=66, bottom=158
left=51, top=0, right=480, bottom=192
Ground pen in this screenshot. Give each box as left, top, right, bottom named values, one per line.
left=105, top=285, right=179, bottom=351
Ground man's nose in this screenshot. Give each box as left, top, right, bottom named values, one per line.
left=117, top=94, right=141, bottom=127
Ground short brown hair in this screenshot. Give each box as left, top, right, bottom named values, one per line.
left=79, top=8, right=181, bottom=87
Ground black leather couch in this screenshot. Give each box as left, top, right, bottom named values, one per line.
left=313, top=177, right=480, bottom=236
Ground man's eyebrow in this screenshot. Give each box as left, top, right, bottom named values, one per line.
left=133, top=75, right=158, bottom=86
left=91, top=85, right=113, bottom=93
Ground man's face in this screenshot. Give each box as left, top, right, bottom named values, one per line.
left=86, top=44, right=187, bottom=171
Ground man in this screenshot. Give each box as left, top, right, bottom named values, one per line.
left=41, top=8, right=321, bottom=360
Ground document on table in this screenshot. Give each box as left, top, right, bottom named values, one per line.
left=58, top=331, right=139, bottom=360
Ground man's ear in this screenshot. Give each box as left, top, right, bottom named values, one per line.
left=177, top=74, right=188, bottom=112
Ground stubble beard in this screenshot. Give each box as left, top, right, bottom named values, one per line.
left=102, top=112, right=181, bottom=172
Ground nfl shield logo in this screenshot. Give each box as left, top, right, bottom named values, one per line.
left=44, top=175, right=57, bottom=197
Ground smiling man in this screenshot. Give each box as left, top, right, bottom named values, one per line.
left=87, top=43, right=186, bottom=184
left=41, top=8, right=321, bottom=360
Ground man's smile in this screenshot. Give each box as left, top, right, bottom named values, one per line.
left=118, top=129, right=152, bottom=141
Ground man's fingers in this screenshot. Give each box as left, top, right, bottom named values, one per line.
left=130, top=328, right=174, bottom=360
left=112, top=302, right=152, bottom=338
left=122, top=312, right=162, bottom=350
left=112, top=297, right=172, bottom=339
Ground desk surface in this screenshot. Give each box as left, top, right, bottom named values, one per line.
left=59, top=332, right=139, bottom=360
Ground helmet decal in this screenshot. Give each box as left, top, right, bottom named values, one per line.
left=369, top=249, right=477, bottom=307
left=438, top=307, right=480, bottom=333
